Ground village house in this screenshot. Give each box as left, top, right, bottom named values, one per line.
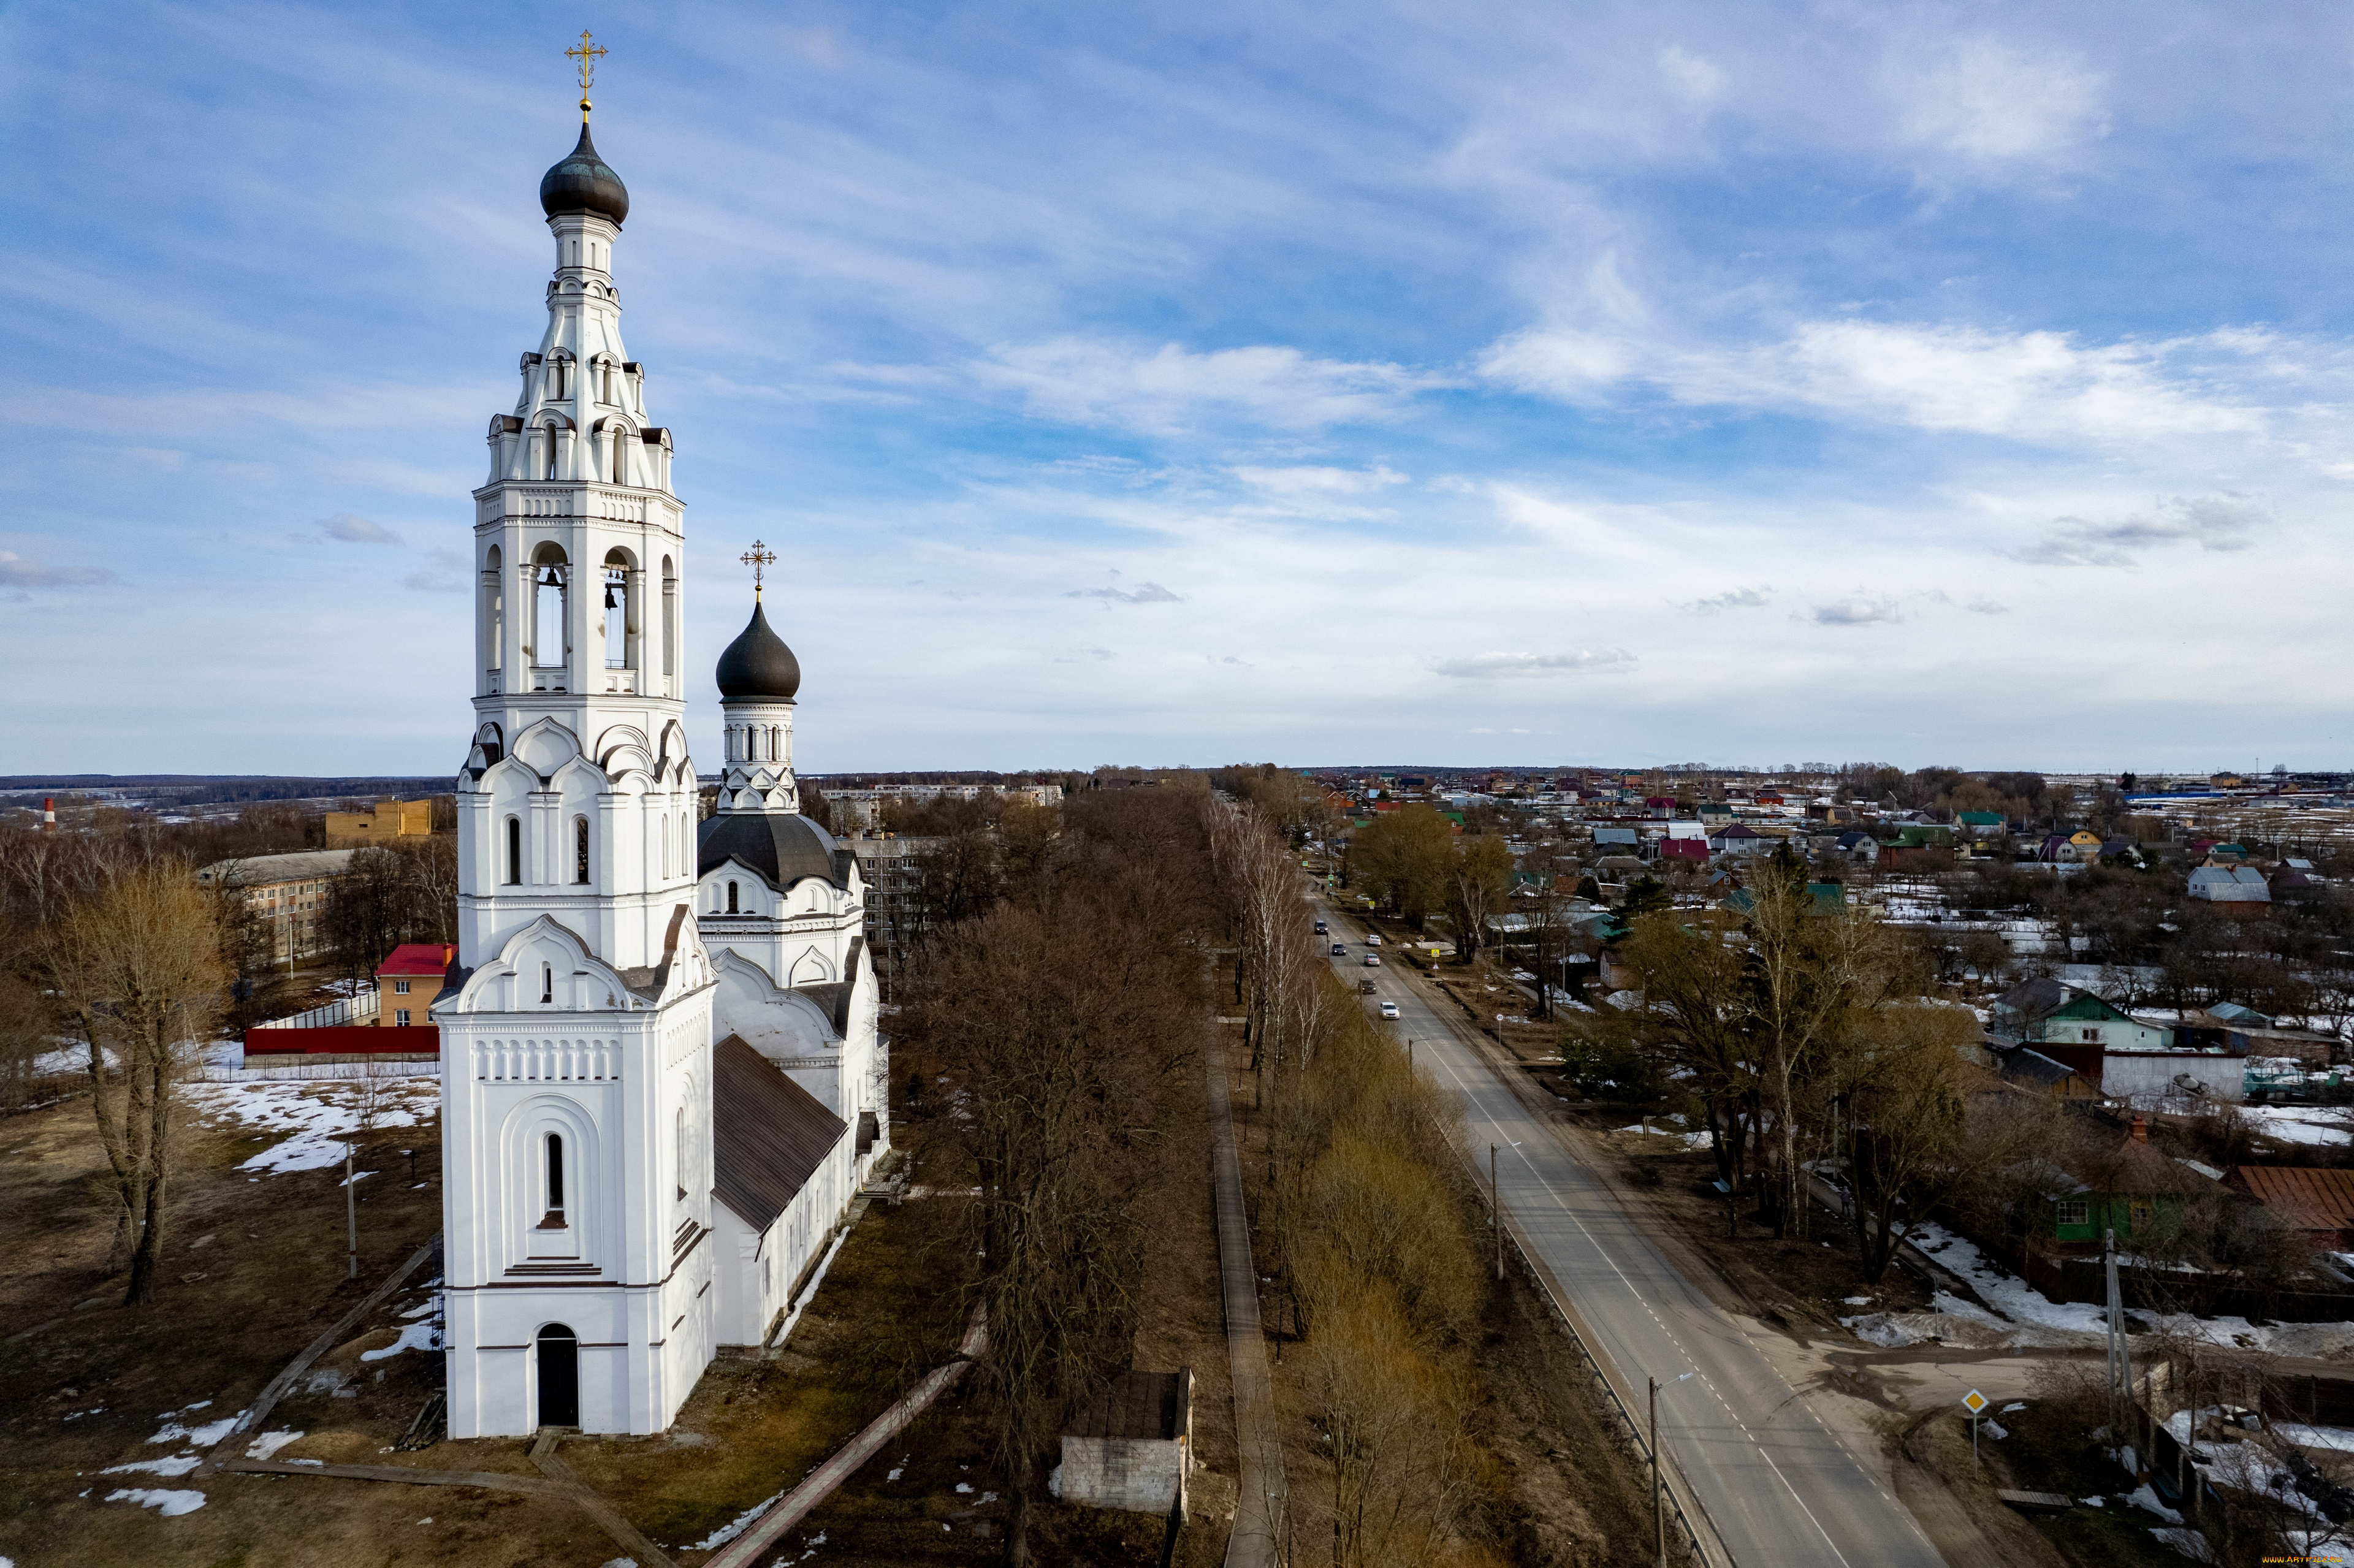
left=2223, top=1167, right=2354, bottom=1250
left=2188, top=863, right=2272, bottom=918
left=2041, top=1116, right=2215, bottom=1249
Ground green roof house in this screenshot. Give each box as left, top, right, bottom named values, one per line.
left=2044, top=1116, right=2215, bottom=1247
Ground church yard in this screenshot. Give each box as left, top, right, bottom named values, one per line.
left=0, top=1073, right=1241, bottom=1566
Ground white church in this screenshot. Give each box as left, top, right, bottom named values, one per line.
left=430, top=111, right=889, bottom=1437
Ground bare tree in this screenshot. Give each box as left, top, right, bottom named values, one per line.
left=897, top=878, right=1204, bottom=1564
left=37, top=860, right=224, bottom=1304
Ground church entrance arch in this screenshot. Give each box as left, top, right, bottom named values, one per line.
left=536, top=1323, right=579, bottom=1428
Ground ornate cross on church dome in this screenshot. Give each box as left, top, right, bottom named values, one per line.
left=740, top=541, right=777, bottom=601
left=566, top=29, right=606, bottom=120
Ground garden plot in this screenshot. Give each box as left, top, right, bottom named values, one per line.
left=1841, top=1222, right=2354, bottom=1357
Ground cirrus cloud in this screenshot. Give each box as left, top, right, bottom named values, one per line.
left=1431, top=648, right=1636, bottom=679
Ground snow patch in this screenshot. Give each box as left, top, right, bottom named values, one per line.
left=183, top=1078, right=436, bottom=1176
left=102, top=1454, right=202, bottom=1478
left=244, top=1431, right=305, bottom=1461
left=104, top=1488, right=206, bottom=1517
left=690, top=1491, right=783, bottom=1551
left=147, top=1411, right=242, bottom=1448
left=361, top=1321, right=440, bottom=1362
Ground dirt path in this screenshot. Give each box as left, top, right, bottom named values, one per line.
left=1206, top=1039, right=1283, bottom=1568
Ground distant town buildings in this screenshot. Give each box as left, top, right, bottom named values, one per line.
left=325, top=796, right=434, bottom=848
left=823, top=781, right=1063, bottom=831
left=194, top=848, right=358, bottom=964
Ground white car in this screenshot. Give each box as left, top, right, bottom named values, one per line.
left=1379, top=1001, right=1400, bottom=1019
left=1363, top=954, right=1382, bottom=967
left=1365, top=933, right=1383, bottom=946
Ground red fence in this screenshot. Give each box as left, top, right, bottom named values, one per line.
left=243, top=1026, right=441, bottom=1056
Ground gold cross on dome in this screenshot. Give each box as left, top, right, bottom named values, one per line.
left=741, top=541, right=777, bottom=599
left=566, top=30, right=606, bottom=118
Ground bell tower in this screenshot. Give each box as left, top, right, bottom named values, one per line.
left=436, top=61, right=720, bottom=1441
left=455, top=104, right=696, bottom=972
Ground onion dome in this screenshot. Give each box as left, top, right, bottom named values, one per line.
left=715, top=601, right=801, bottom=701
left=539, top=124, right=630, bottom=226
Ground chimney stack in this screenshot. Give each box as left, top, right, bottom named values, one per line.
left=41, top=797, right=56, bottom=832
left=2130, top=1114, right=2149, bottom=1142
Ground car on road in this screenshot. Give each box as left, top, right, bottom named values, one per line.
left=1362, top=954, right=1382, bottom=967
left=1330, top=942, right=1347, bottom=955
left=1365, top=933, right=1382, bottom=946
left=1378, top=1001, right=1400, bottom=1019
left=1358, top=977, right=1377, bottom=994
left=1313, top=919, right=1328, bottom=935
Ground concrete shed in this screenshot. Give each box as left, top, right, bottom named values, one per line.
left=1056, top=1369, right=1191, bottom=1517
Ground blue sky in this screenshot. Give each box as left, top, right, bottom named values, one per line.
left=4, top=2, right=2352, bottom=776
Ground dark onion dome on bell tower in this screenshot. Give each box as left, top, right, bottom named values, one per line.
left=539, top=124, right=630, bottom=226
left=715, top=600, right=802, bottom=702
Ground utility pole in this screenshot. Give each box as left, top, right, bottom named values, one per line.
left=1650, top=1376, right=1664, bottom=1568
left=1650, top=1372, right=1689, bottom=1567
left=345, top=1142, right=360, bottom=1279
left=1491, top=1144, right=1503, bottom=1281
left=2105, top=1227, right=2133, bottom=1448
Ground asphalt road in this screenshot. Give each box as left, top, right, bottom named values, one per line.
left=1317, top=900, right=1946, bottom=1568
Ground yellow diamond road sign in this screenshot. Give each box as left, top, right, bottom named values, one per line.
left=1962, top=1389, right=1988, bottom=1415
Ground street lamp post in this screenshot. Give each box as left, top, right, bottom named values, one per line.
left=1650, top=1371, right=1693, bottom=1568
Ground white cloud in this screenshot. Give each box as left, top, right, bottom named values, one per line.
left=1808, top=596, right=1903, bottom=626
left=1657, top=45, right=1725, bottom=107
left=320, top=511, right=400, bottom=544
left=1431, top=649, right=1636, bottom=678
left=1967, top=597, right=2011, bottom=615
left=1066, top=581, right=1183, bottom=604
left=975, top=338, right=1439, bottom=435
left=1688, top=586, right=1770, bottom=612
left=0, top=550, right=114, bottom=588
left=2016, top=493, right=2265, bottom=566
left=1891, top=36, right=2108, bottom=170
left=1484, top=319, right=2263, bottom=446
left=1230, top=464, right=1409, bottom=496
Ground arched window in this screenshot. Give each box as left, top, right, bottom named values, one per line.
left=613, top=427, right=626, bottom=484
left=602, top=549, right=633, bottom=670
left=574, top=816, right=590, bottom=885
left=546, top=1133, right=566, bottom=1219
left=660, top=815, right=669, bottom=879
left=675, top=1108, right=686, bottom=1201
left=483, top=545, right=503, bottom=685
left=661, top=558, right=679, bottom=682
left=726, top=881, right=739, bottom=915
left=532, top=546, right=568, bottom=670
left=541, top=962, right=554, bottom=1005
left=505, top=817, right=522, bottom=885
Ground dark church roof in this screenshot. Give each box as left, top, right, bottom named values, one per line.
left=539, top=123, right=630, bottom=226
left=699, top=811, right=847, bottom=891
left=793, top=938, right=866, bottom=1035
left=711, top=1034, right=847, bottom=1233
left=715, top=601, right=801, bottom=702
